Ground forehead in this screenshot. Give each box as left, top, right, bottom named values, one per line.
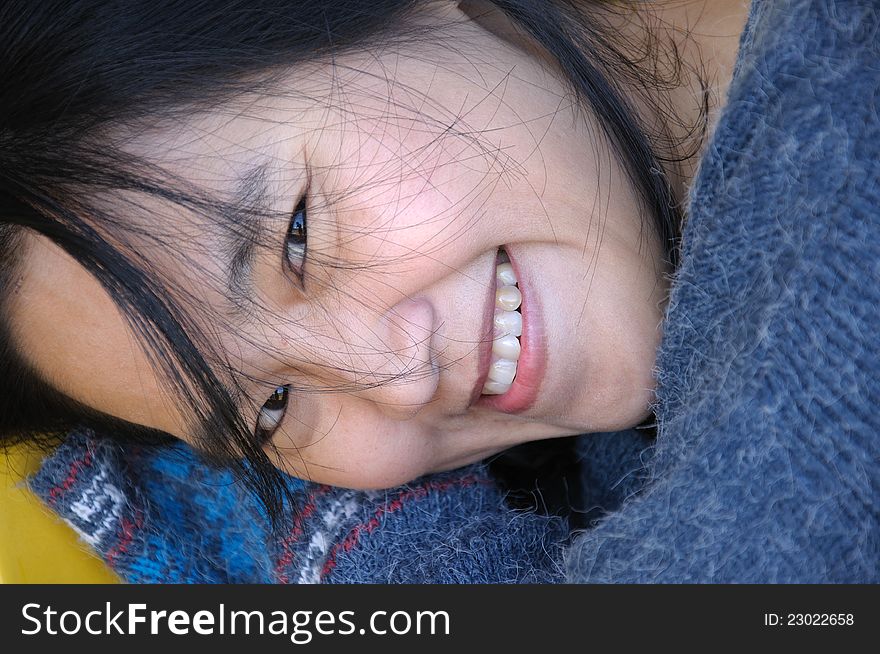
left=115, top=6, right=567, bottom=171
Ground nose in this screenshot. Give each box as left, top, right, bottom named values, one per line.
left=302, top=296, right=440, bottom=421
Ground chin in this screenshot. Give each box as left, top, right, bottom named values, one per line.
left=275, top=453, right=433, bottom=491
left=555, top=378, right=657, bottom=435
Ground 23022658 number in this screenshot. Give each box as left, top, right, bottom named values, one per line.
left=787, top=613, right=854, bottom=626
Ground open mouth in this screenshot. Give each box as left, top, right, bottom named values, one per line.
left=481, top=247, right=522, bottom=396
left=472, top=245, right=546, bottom=414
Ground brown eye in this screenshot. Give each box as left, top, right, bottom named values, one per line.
left=285, top=194, right=307, bottom=283
left=256, top=384, right=289, bottom=439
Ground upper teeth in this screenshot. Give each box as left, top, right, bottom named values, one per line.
left=482, top=250, right=522, bottom=396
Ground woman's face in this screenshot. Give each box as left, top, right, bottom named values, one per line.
left=9, top=3, right=669, bottom=488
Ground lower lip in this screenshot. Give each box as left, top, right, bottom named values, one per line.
left=475, top=246, right=546, bottom=414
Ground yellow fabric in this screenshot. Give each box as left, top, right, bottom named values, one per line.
left=0, top=444, right=119, bottom=584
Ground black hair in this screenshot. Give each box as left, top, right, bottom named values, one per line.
left=0, top=0, right=707, bottom=528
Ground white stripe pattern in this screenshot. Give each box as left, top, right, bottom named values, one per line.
left=296, top=490, right=383, bottom=584
left=66, top=467, right=126, bottom=548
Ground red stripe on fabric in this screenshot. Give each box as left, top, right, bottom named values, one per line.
left=275, top=485, right=332, bottom=583
left=320, top=475, right=488, bottom=580
left=47, top=449, right=94, bottom=504
left=105, top=510, right=144, bottom=566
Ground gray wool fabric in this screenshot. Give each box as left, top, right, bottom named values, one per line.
left=566, top=0, right=879, bottom=582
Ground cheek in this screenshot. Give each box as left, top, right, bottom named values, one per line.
left=578, top=283, right=664, bottom=430
left=267, top=401, right=435, bottom=489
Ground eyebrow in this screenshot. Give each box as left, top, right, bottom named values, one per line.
left=203, top=165, right=282, bottom=442
left=221, top=163, right=272, bottom=306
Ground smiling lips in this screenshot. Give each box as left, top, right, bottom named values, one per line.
left=472, top=245, right=547, bottom=415
left=481, top=248, right=523, bottom=396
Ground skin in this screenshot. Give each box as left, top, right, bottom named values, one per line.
left=7, top=0, right=751, bottom=488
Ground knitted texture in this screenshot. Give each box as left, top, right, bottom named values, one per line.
left=565, top=0, right=880, bottom=582
left=28, top=428, right=567, bottom=583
